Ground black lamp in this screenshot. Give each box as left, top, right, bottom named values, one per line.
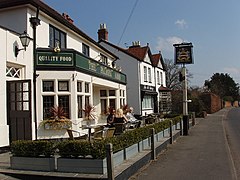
left=15, top=31, right=31, bottom=57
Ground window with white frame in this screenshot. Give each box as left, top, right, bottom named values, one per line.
left=43, top=81, right=54, bottom=92
left=6, top=65, right=22, bottom=78
left=143, top=66, right=147, bottom=82
left=77, top=81, right=82, bottom=92
left=157, top=71, right=160, bottom=85
left=160, top=72, right=163, bottom=85
left=49, top=25, right=66, bottom=49
left=43, top=96, right=54, bottom=119
left=58, top=81, right=69, bottom=91
left=58, top=95, right=70, bottom=118
left=100, top=54, right=108, bottom=65
left=85, top=82, right=90, bottom=93
left=77, top=95, right=83, bottom=118
left=82, top=43, right=90, bottom=57
left=142, top=95, right=153, bottom=109
left=148, top=67, right=151, bottom=83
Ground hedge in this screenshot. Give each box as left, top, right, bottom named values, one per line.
left=11, top=116, right=182, bottom=159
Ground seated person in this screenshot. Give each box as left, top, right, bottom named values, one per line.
left=126, top=107, right=138, bottom=123
left=113, top=108, right=128, bottom=124
left=106, top=109, right=115, bottom=127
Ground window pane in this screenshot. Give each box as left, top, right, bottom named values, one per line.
left=144, top=66, right=147, bottom=82
left=109, top=90, right=115, bottom=96
left=100, top=90, right=107, bottom=97
left=77, top=95, right=83, bottom=118
left=100, top=54, right=108, bottom=65
left=49, top=26, right=54, bottom=47
left=58, top=81, right=69, bottom=91
left=85, top=83, right=90, bottom=93
left=43, top=81, right=54, bottom=92
left=58, top=95, right=69, bottom=118
left=77, top=81, right=82, bottom=92
left=43, top=96, right=54, bottom=119
left=82, top=43, right=89, bottom=57
left=60, top=32, right=66, bottom=48
left=148, top=68, right=151, bottom=82
left=109, top=99, right=116, bottom=110
left=85, top=96, right=90, bottom=106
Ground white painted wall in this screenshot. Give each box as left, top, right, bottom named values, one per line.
left=100, top=42, right=143, bottom=114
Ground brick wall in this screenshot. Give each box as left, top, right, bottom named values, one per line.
left=200, top=93, right=222, bottom=114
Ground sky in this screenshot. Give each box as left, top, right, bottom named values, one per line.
left=44, top=0, right=240, bottom=87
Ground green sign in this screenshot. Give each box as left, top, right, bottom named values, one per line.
left=36, top=50, right=126, bottom=84
left=37, top=52, right=74, bottom=66
left=75, top=54, right=126, bottom=83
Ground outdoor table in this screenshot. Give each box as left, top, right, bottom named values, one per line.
left=81, top=124, right=100, bottom=141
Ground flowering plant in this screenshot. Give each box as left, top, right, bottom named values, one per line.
left=40, top=106, right=72, bottom=130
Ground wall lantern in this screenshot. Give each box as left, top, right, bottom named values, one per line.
left=15, top=31, right=31, bottom=57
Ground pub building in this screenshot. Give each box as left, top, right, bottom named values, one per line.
left=99, top=29, right=168, bottom=116
left=0, top=0, right=127, bottom=146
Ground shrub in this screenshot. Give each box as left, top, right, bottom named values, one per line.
left=57, top=140, right=91, bottom=158
left=11, top=116, right=182, bottom=159
left=11, top=140, right=55, bottom=157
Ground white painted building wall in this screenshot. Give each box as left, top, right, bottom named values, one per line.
left=0, top=2, right=127, bottom=144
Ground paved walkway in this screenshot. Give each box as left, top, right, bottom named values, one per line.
left=130, top=108, right=237, bottom=180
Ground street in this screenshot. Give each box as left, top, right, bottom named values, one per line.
left=224, top=107, right=240, bottom=178
left=130, top=108, right=238, bottom=180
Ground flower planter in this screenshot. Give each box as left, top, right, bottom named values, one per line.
left=163, top=128, right=169, bottom=137
left=10, top=156, right=55, bottom=171
left=142, top=137, right=150, bottom=150
left=44, top=121, right=72, bottom=130
left=124, top=143, right=139, bottom=159
left=57, top=158, right=107, bottom=174
left=156, top=131, right=164, bottom=142
left=113, top=150, right=124, bottom=167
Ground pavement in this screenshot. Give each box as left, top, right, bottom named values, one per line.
left=0, top=108, right=236, bottom=180
left=130, top=108, right=237, bottom=180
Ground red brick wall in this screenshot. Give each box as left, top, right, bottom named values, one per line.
left=200, top=93, right=222, bottom=114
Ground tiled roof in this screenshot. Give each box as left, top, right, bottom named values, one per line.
left=151, top=54, right=160, bottom=67
left=125, top=46, right=149, bottom=61
left=158, top=85, right=171, bottom=91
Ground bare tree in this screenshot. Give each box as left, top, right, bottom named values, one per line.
left=164, top=58, right=193, bottom=90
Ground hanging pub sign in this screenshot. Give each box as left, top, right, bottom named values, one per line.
left=173, top=43, right=193, bottom=64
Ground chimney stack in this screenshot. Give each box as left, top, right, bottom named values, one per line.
left=98, top=23, right=108, bottom=41
left=130, top=41, right=141, bottom=47
left=62, top=13, right=74, bottom=24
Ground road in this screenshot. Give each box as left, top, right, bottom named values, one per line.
left=130, top=108, right=238, bottom=180
left=224, top=107, right=240, bottom=179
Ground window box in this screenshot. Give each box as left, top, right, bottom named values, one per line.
left=42, top=119, right=72, bottom=130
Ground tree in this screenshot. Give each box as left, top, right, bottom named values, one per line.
left=204, top=73, right=239, bottom=100
left=164, top=58, right=193, bottom=90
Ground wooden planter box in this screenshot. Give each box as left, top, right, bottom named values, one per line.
left=10, top=156, right=55, bottom=171
left=142, top=137, right=150, bottom=150
left=57, top=158, right=107, bottom=174
left=124, top=144, right=139, bottom=159
left=113, top=150, right=124, bottom=167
